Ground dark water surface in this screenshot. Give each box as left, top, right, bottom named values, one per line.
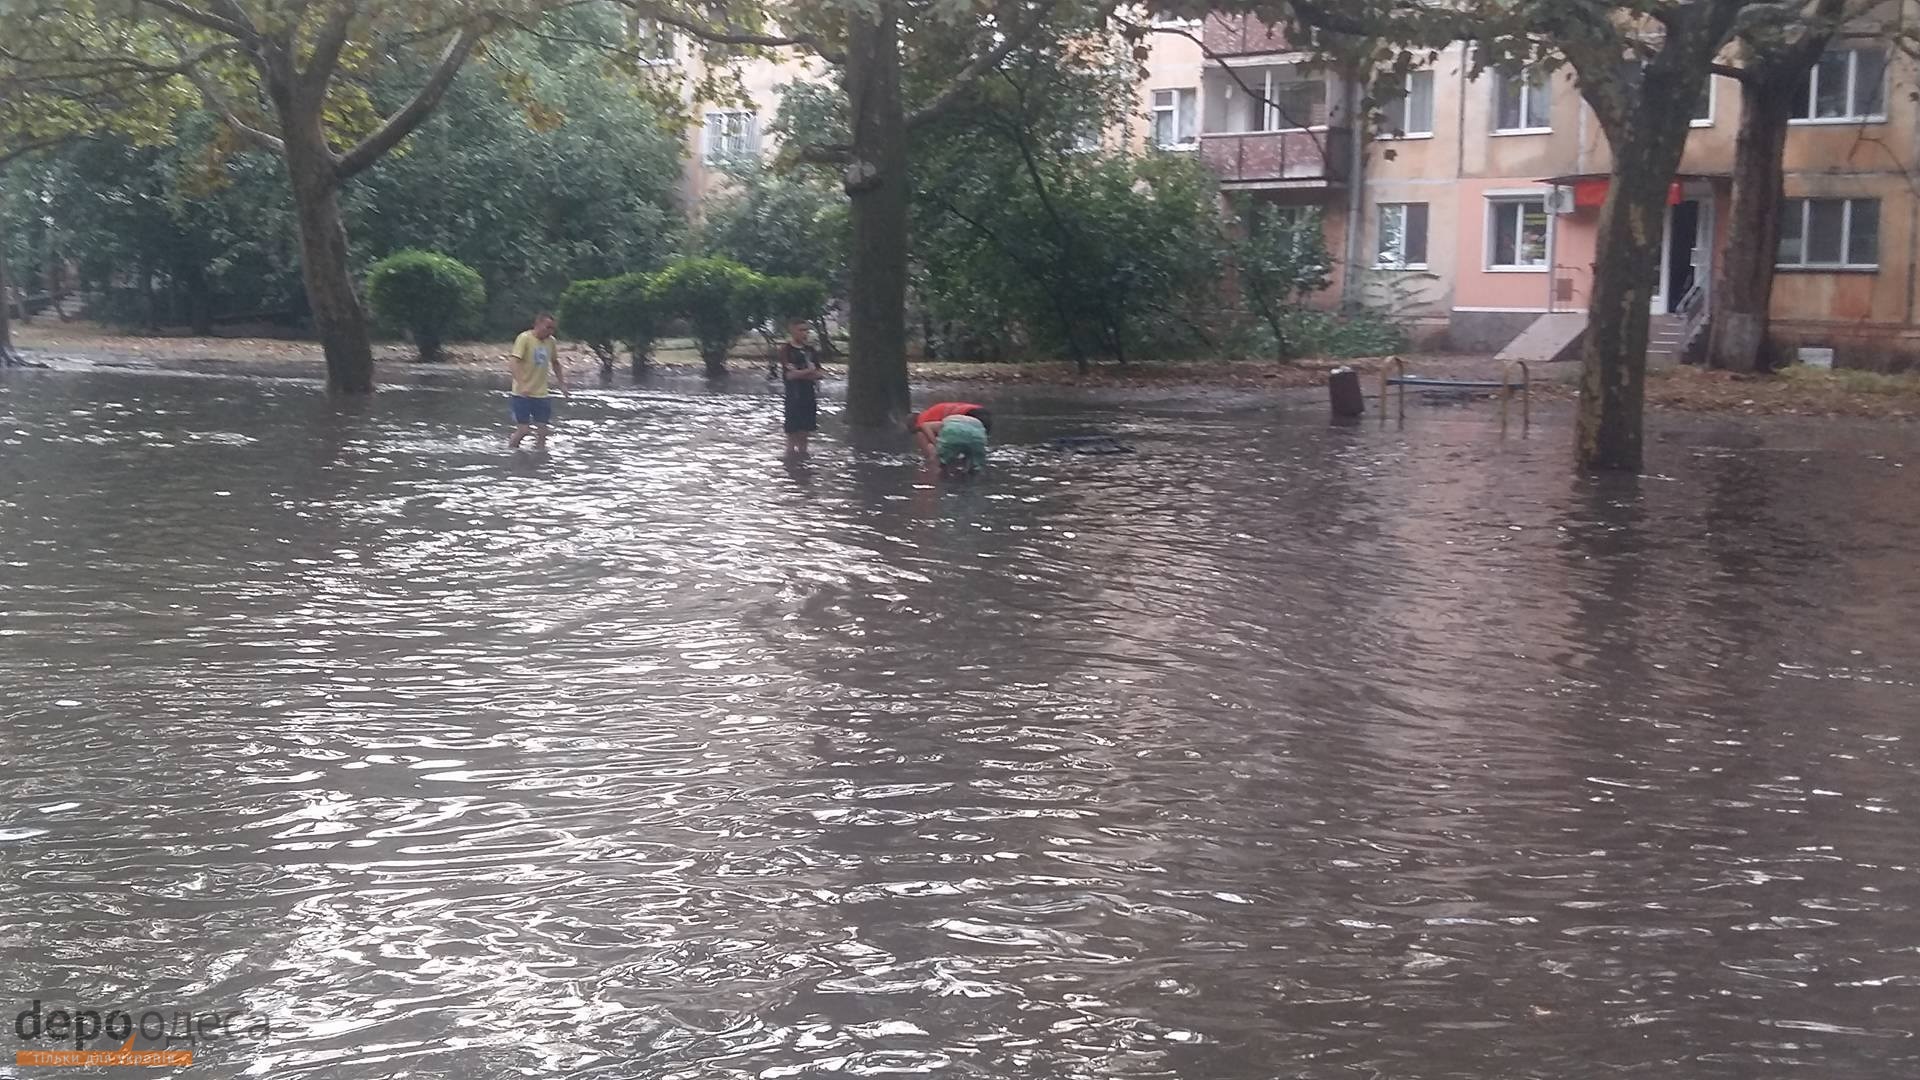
left=3, top=362, right=1919, bottom=1079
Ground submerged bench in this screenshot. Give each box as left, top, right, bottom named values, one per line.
left=1379, top=358, right=1531, bottom=432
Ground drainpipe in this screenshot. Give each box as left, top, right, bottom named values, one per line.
left=1340, top=66, right=1366, bottom=309
left=1904, top=0, right=1916, bottom=329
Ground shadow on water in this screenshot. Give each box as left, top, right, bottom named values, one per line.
left=2, top=361, right=1919, bottom=1079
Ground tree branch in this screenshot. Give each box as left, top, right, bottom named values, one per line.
left=906, top=0, right=1071, bottom=130
left=333, top=19, right=487, bottom=179
left=302, top=1, right=362, bottom=95
left=611, top=1, right=837, bottom=57
left=174, top=45, right=286, bottom=154
left=0, top=134, right=81, bottom=168
left=133, top=0, right=256, bottom=42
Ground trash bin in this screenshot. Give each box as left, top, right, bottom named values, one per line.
left=1328, top=366, right=1365, bottom=418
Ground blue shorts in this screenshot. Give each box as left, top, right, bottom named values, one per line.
left=509, top=395, right=552, bottom=425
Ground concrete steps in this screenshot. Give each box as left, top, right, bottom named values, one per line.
left=1496, top=312, right=1588, bottom=365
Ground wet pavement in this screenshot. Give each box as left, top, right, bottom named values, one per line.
left=3, top=360, right=1918, bottom=1078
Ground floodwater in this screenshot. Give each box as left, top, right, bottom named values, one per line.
left=3, top=360, right=1918, bottom=1080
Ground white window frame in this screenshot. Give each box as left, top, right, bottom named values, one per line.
left=702, top=110, right=759, bottom=165
left=1485, top=194, right=1551, bottom=272
left=1262, top=69, right=1326, bottom=132
left=1379, top=69, right=1435, bottom=139
left=1776, top=197, right=1880, bottom=270
left=1792, top=46, right=1888, bottom=125
left=1376, top=202, right=1430, bottom=270
left=1152, top=87, right=1199, bottom=149
left=1691, top=76, right=1715, bottom=127
left=1492, top=68, right=1551, bottom=134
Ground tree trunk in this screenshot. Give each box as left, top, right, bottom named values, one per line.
left=285, top=136, right=375, bottom=393
left=1575, top=135, right=1691, bottom=473
left=842, top=0, right=912, bottom=428
left=0, top=241, right=15, bottom=364
left=184, top=262, right=214, bottom=336
left=1707, top=70, right=1802, bottom=374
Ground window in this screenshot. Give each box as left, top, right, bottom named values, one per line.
left=1376, top=202, right=1430, bottom=268
left=1493, top=68, right=1550, bottom=132
left=1265, top=74, right=1326, bottom=131
left=1382, top=70, right=1434, bottom=137
left=1777, top=198, right=1879, bottom=268
left=631, top=17, right=675, bottom=63
left=1793, top=46, right=1887, bottom=121
left=1691, top=78, right=1714, bottom=125
left=703, top=110, right=758, bottom=164
left=1487, top=197, right=1549, bottom=269
left=1149, top=9, right=1196, bottom=26
left=1152, top=88, right=1198, bottom=148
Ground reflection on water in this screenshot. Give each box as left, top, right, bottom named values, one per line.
left=3, top=363, right=1918, bottom=1079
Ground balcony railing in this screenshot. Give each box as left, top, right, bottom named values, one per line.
left=1201, top=13, right=1295, bottom=57
left=1199, top=128, right=1350, bottom=186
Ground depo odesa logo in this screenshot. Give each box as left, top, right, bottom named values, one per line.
left=13, top=1000, right=278, bottom=1068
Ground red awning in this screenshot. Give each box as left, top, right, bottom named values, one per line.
left=1546, top=173, right=1722, bottom=208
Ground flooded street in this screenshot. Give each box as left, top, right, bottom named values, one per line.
left=3, top=362, right=1918, bottom=1079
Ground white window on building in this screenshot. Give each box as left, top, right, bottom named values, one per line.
left=1487, top=197, right=1550, bottom=269
left=1264, top=70, right=1326, bottom=131
left=1376, top=202, right=1430, bottom=268
left=1777, top=197, right=1880, bottom=268
left=1381, top=70, right=1434, bottom=137
left=1152, top=88, right=1199, bottom=148
left=1793, top=46, right=1887, bottom=122
left=703, top=110, right=759, bottom=164
left=1692, top=78, right=1714, bottom=125
left=1493, top=68, right=1551, bottom=132
left=631, top=17, right=675, bottom=64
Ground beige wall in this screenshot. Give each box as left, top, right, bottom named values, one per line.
left=662, top=10, right=1920, bottom=363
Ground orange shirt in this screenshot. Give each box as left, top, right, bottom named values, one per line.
left=916, top=402, right=982, bottom=426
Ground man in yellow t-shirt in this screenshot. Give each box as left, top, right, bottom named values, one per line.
left=507, top=312, right=567, bottom=450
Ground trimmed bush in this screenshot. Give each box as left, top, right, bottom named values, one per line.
left=605, top=272, right=664, bottom=377
left=651, top=256, right=766, bottom=378
left=365, top=249, right=485, bottom=362
left=557, top=277, right=620, bottom=373
left=758, top=276, right=829, bottom=327
left=558, top=272, right=665, bottom=379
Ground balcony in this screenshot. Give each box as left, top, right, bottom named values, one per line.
left=1201, top=13, right=1296, bottom=58
left=1199, top=128, right=1350, bottom=187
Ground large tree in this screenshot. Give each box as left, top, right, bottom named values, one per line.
left=620, top=0, right=1114, bottom=426
left=4, top=1, right=573, bottom=392
left=1, top=2, right=196, bottom=362
left=1223, top=0, right=1758, bottom=471
left=1706, top=0, right=1877, bottom=372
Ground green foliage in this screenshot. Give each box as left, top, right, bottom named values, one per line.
left=759, top=276, right=829, bottom=324
left=560, top=270, right=665, bottom=377
left=700, top=162, right=848, bottom=297
left=346, top=20, right=685, bottom=332
left=365, top=250, right=485, bottom=361
left=557, top=277, right=621, bottom=366
left=1229, top=203, right=1334, bottom=361
left=918, top=148, right=1229, bottom=365
left=651, top=256, right=767, bottom=377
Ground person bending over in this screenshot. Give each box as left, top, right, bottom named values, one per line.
left=911, top=402, right=991, bottom=467
left=932, top=412, right=989, bottom=476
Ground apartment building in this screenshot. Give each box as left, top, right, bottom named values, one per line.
left=667, top=9, right=1919, bottom=367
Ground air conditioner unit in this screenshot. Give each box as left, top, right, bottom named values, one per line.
left=1546, top=185, right=1576, bottom=215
